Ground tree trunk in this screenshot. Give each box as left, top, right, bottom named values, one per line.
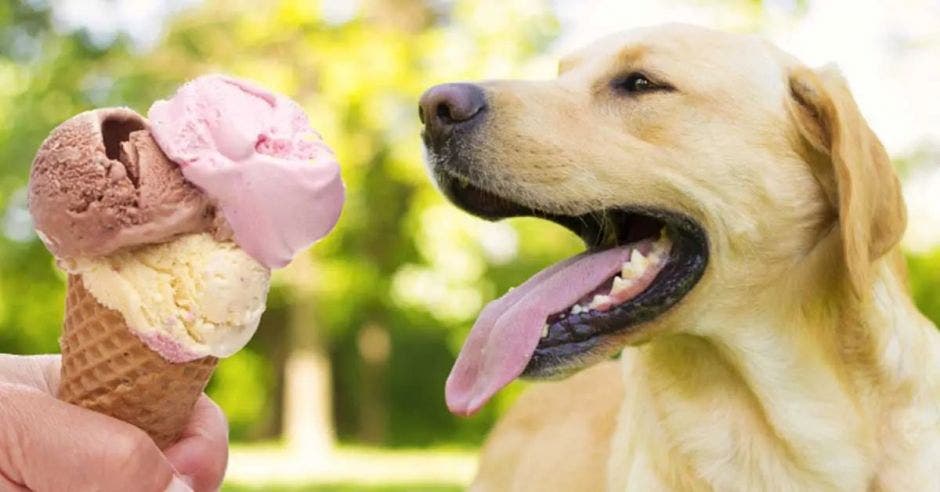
left=282, top=254, right=334, bottom=458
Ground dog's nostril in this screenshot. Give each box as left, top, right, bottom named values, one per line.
left=418, top=83, right=487, bottom=133
left=436, top=102, right=456, bottom=124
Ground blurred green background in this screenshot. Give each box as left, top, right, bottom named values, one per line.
left=1, top=0, right=938, bottom=490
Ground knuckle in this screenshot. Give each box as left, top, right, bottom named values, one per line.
left=106, top=427, right=156, bottom=471
left=100, top=428, right=170, bottom=491
left=207, top=400, right=229, bottom=439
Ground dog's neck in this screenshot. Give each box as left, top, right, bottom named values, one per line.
left=609, top=249, right=940, bottom=491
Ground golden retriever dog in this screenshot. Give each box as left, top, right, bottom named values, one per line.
left=419, top=23, right=940, bottom=491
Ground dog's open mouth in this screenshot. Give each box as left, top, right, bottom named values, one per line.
left=438, top=174, right=708, bottom=416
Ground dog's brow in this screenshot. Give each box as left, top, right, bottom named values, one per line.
left=558, top=55, right=581, bottom=75
left=615, top=45, right=649, bottom=66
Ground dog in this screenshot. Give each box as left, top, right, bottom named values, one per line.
left=419, top=24, right=940, bottom=491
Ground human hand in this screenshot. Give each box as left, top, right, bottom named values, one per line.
left=0, top=354, right=228, bottom=491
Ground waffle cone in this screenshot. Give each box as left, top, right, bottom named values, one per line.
left=58, top=274, right=218, bottom=449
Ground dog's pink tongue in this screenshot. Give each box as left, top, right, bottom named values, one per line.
left=445, top=246, right=633, bottom=416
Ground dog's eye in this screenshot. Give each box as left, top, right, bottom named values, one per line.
left=612, top=73, right=665, bottom=95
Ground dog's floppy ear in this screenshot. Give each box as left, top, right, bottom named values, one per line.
left=786, top=65, right=906, bottom=298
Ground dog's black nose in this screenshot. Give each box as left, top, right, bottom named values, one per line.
left=419, top=83, right=486, bottom=139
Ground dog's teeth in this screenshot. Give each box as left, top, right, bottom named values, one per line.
left=652, top=234, right=672, bottom=262
left=541, top=324, right=549, bottom=338
left=654, top=230, right=672, bottom=251
left=621, top=261, right=641, bottom=279
left=589, top=294, right=611, bottom=310
left=611, top=276, right=633, bottom=295
left=630, top=249, right=648, bottom=269
left=571, top=304, right=584, bottom=314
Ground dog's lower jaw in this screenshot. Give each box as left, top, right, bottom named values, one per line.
left=606, top=253, right=940, bottom=491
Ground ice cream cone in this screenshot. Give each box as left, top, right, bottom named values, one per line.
left=58, top=274, right=218, bottom=449
left=31, top=77, right=344, bottom=452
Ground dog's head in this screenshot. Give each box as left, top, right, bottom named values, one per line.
left=421, top=24, right=906, bottom=415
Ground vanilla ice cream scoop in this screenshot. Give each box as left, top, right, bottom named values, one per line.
left=65, top=233, right=270, bottom=362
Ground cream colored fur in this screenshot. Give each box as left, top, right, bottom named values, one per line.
left=458, top=24, right=940, bottom=491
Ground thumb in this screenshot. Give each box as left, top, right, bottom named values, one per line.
left=164, top=395, right=229, bottom=491
left=0, top=382, right=191, bottom=492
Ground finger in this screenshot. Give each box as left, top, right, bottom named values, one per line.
left=0, top=354, right=61, bottom=394
left=0, top=475, right=28, bottom=492
left=0, top=383, right=189, bottom=492
left=164, top=395, right=229, bottom=492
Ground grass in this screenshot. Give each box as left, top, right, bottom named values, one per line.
left=223, top=443, right=475, bottom=491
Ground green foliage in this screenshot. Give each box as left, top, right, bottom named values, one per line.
left=208, top=347, right=276, bottom=439
left=907, top=250, right=940, bottom=326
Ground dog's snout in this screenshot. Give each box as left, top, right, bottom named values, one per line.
left=419, top=83, right=486, bottom=139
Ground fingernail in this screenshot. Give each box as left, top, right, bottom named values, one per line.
left=164, top=475, right=194, bottom=492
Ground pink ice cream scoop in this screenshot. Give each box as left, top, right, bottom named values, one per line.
left=148, top=75, right=345, bottom=269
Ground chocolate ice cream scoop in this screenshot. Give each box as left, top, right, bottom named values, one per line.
left=28, top=108, right=220, bottom=259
